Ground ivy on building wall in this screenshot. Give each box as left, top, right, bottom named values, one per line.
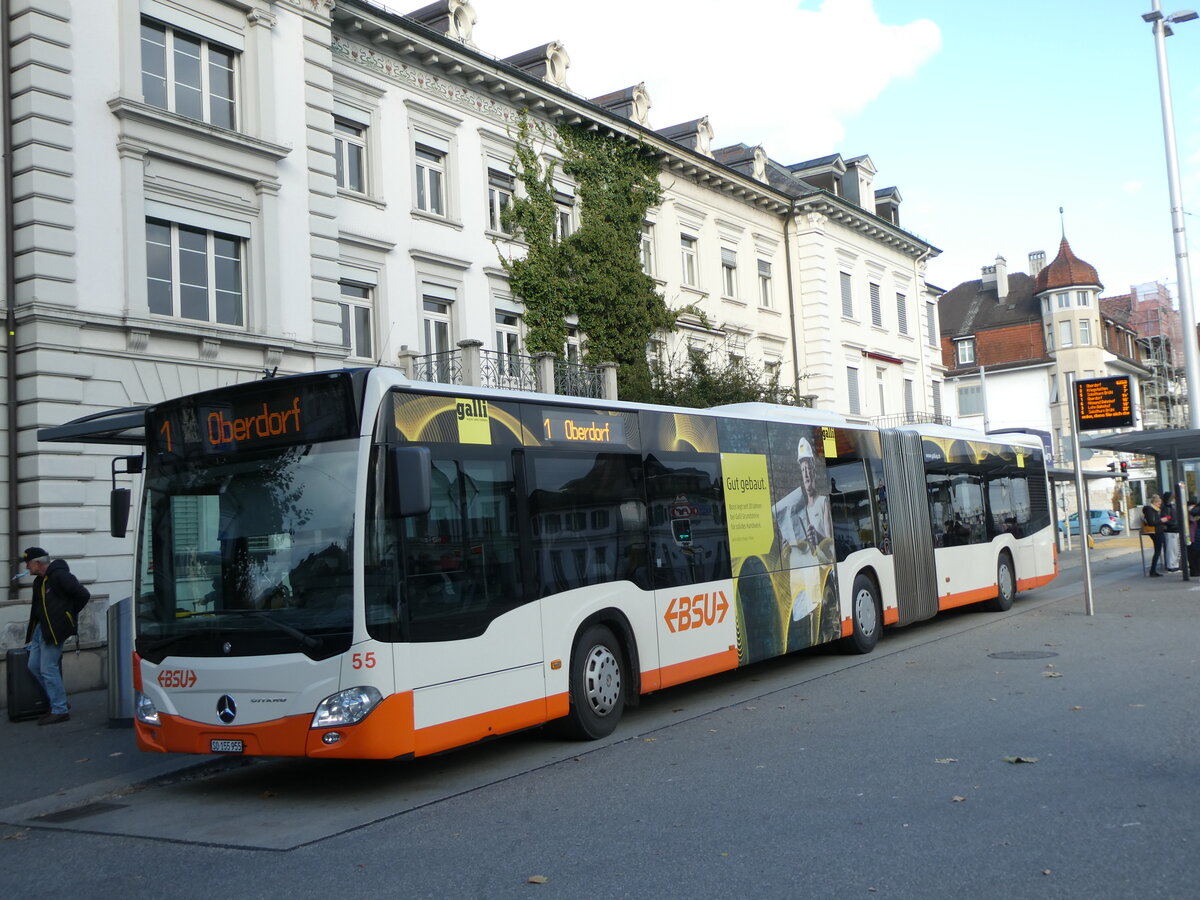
left=499, top=112, right=792, bottom=407
left=500, top=113, right=671, bottom=399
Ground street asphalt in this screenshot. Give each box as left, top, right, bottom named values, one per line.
left=1, top=531, right=1197, bottom=897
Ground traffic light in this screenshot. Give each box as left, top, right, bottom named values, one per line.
left=1107, top=462, right=1117, bottom=472
left=1120, top=461, right=1128, bottom=474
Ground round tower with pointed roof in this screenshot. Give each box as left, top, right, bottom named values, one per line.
left=1035, top=237, right=1103, bottom=294
left=1036, top=236, right=1104, bottom=357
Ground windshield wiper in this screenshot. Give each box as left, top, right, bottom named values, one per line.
left=146, top=609, right=324, bottom=650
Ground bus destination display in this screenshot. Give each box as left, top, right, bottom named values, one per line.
left=1075, top=376, right=1133, bottom=430
left=540, top=408, right=628, bottom=446
left=148, top=374, right=357, bottom=457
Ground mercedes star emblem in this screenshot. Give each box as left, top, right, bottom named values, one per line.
left=217, top=694, right=237, bottom=724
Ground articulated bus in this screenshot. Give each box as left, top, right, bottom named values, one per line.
left=46, top=367, right=1056, bottom=759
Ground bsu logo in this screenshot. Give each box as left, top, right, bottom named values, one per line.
left=663, top=590, right=729, bottom=633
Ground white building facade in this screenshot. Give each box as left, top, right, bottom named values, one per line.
left=0, top=0, right=943, bottom=686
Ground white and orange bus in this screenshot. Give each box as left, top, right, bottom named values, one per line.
left=44, top=367, right=1056, bottom=758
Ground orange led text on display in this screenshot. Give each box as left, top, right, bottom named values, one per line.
left=206, top=397, right=302, bottom=446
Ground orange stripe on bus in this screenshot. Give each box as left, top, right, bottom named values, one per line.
left=413, top=695, right=548, bottom=757
left=938, top=585, right=997, bottom=611
left=1017, top=573, right=1056, bottom=591
left=841, top=617, right=853, bottom=638
left=647, top=647, right=740, bottom=691
left=883, top=607, right=900, bottom=626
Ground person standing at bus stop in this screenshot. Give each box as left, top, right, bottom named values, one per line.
left=21, top=547, right=90, bottom=725
left=1143, top=495, right=1166, bottom=577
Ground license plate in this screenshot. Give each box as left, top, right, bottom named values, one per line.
left=210, top=739, right=244, bottom=753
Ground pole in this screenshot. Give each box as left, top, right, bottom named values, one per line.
left=1147, top=1, right=1200, bottom=428
left=1069, top=375, right=1094, bottom=615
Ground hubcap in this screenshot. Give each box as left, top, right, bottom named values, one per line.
left=583, top=644, right=621, bottom=716
left=855, top=588, right=877, bottom=636
left=1000, top=563, right=1014, bottom=600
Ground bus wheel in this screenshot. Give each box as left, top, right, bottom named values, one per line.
left=985, top=553, right=1016, bottom=612
left=564, top=624, right=625, bottom=740
left=844, top=574, right=881, bottom=654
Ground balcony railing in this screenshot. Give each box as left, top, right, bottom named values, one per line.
left=873, top=412, right=951, bottom=428
left=398, top=340, right=616, bottom=400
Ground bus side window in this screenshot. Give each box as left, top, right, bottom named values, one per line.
left=826, top=458, right=874, bottom=562
left=645, top=454, right=729, bottom=589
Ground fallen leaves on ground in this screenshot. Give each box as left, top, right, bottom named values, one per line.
left=1043, top=672, right=1063, bottom=678
left=2, top=831, right=27, bottom=840
left=527, top=875, right=549, bottom=885
left=951, top=796, right=967, bottom=803
left=934, top=758, right=958, bottom=764
left=1004, top=756, right=1039, bottom=764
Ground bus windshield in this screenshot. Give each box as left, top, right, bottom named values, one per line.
left=135, top=438, right=360, bottom=662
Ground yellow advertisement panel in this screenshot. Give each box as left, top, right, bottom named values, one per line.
left=455, top=398, right=492, bottom=445
left=720, top=453, right=773, bottom=558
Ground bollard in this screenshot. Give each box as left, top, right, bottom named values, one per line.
left=106, top=597, right=134, bottom=727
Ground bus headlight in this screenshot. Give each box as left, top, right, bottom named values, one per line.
left=311, top=686, right=383, bottom=728
left=135, top=691, right=160, bottom=726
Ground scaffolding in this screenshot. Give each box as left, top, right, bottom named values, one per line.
left=1103, top=282, right=1186, bottom=428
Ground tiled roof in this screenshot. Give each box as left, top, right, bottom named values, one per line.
left=937, top=271, right=1042, bottom=338
left=1034, top=237, right=1102, bottom=292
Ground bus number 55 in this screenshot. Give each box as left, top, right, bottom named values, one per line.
left=351, top=652, right=377, bottom=669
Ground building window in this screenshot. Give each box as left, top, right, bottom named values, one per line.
left=896, top=292, right=908, bottom=335
left=1045, top=323, right=1054, bottom=351
left=956, top=338, right=975, bottom=366
left=487, top=168, right=514, bottom=233
left=495, top=310, right=522, bottom=376
left=904, top=378, right=915, bottom=416
left=721, top=248, right=738, bottom=298
left=932, top=381, right=942, bottom=418
left=1041, top=295, right=1050, bottom=315
left=926, top=301, right=937, bottom=346
left=1079, top=318, right=1092, bottom=345
left=553, top=191, right=574, bottom=240
left=414, top=143, right=447, bottom=215
left=680, top=235, right=698, bottom=287
left=338, top=281, right=373, bottom=359
left=870, top=282, right=882, bottom=327
left=145, top=217, right=243, bottom=326
left=1059, top=320, right=1073, bottom=348
left=334, top=120, right=366, bottom=193
left=958, top=384, right=982, bottom=416
left=841, top=272, right=854, bottom=318
left=1056, top=291, right=1070, bottom=309
left=641, top=224, right=655, bottom=276
left=565, top=325, right=582, bottom=364
left=758, top=260, right=773, bottom=309
left=141, top=19, right=236, bottom=129
left=1076, top=290, right=1090, bottom=307
left=421, top=291, right=454, bottom=383
left=846, top=366, right=861, bottom=415
left=876, top=367, right=886, bottom=414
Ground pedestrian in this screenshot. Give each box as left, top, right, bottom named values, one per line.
left=1162, top=493, right=1180, bottom=572
left=20, top=546, right=90, bottom=725
left=1143, top=494, right=1165, bottom=577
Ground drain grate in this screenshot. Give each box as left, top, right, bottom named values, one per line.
left=35, top=801, right=128, bottom=823
left=988, top=651, right=1059, bottom=660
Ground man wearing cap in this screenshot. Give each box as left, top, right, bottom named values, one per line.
left=21, top=547, right=90, bottom=725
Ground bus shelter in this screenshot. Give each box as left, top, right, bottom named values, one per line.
left=1080, top=428, right=1200, bottom=580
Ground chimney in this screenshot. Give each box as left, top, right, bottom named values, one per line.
left=1029, top=250, right=1046, bottom=277
left=981, top=264, right=996, bottom=286
left=995, top=255, right=1008, bottom=301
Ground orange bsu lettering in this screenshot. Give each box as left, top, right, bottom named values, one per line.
left=663, top=590, right=729, bottom=633
left=157, top=669, right=197, bottom=689
left=207, top=397, right=302, bottom=445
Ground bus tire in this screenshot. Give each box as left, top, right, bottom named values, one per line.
left=985, top=553, right=1016, bottom=612
left=563, top=624, right=626, bottom=740
left=844, top=573, right=881, bottom=654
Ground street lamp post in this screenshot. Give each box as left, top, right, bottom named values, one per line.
left=1143, top=1, right=1200, bottom=429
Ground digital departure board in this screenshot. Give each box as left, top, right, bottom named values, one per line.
left=147, top=373, right=359, bottom=458
left=1075, top=376, right=1134, bottom=430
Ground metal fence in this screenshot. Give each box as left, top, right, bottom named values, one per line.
left=410, top=350, right=462, bottom=385
left=554, top=360, right=603, bottom=399
left=479, top=349, right=541, bottom=392
left=873, top=412, right=951, bottom=429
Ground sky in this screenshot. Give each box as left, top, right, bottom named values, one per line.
left=379, top=0, right=1200, bottom=308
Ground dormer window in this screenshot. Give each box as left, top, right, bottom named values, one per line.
left=1076, top=290, right=1091, bottom=307
left=956, top=338, right=975, bottom=366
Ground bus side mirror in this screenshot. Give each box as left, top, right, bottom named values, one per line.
left=389, top=445, right=431, bottom=518
left=109, top=455, right=143, bottom=538
left=111, top=488, right=132, bottom=538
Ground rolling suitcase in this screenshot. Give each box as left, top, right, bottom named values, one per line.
left=6, top=648, right=50, bottom=722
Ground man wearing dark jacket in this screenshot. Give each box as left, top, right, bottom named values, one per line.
left=22, top=546, right=90, bottom=725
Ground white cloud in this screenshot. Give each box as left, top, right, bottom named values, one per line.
left=380, top=0, right=940, bottom=161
